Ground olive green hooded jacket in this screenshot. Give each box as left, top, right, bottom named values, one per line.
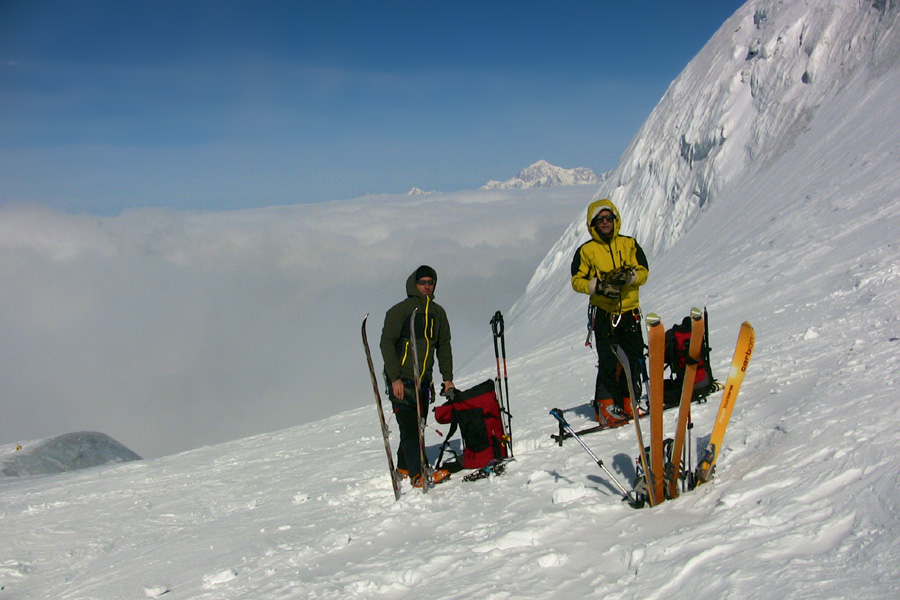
left=380, top=269, right=453, bottom=385
left=571, top=198, right=649, bottom=314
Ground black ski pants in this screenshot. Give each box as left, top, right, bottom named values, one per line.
left=391, top=380, right=433, bottom=478
left=593, top=309, right=644, bottom=409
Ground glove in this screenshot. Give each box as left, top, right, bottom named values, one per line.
left=441, top=383, right=458, bottom=402
left=589, top=277, right=622, bottom=299
left=609, top=268, right=637, bottom=286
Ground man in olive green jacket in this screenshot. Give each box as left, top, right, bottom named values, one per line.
left=380, top=265, right=454, bottom=484
left=571, top=198, right=649, bottom=425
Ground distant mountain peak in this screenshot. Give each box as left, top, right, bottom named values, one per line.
left=481, top=160, right=603, bottom=190
left=407, top=187, right=435, bottom=196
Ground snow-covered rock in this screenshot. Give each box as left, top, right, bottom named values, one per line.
left=1, top=431, right=141, bottom=477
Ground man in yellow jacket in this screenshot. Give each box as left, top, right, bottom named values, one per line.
left=571, top=198, right=649, bottom=425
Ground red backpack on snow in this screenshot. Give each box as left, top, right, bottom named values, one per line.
left=433, top=380, right=508, bottom=470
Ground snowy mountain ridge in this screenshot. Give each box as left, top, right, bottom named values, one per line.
left=2, top=1, right=900, bottom=598
left=516, top=0, right=900, bottom=332
left=405, top=187, right=433, bottom=195
left=481, top=159, right=603, bottom=190
left=605, top=0, right=898, bottom=258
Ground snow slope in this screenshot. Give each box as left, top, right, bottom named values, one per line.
left=2, top=0, right=900, bottom=598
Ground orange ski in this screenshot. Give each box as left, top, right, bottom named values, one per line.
left=695, top=321, right=755, bottom=485
left=646, top=313, right=666, bottom=505
left=666, top=307, right=704, bottom=498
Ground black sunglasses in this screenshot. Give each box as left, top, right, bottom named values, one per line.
left=594, top=214, right=616, bottom=224
left=416, top=278, right=435, bottom=286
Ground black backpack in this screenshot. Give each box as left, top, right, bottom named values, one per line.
left=662, top=309, right=718, bottom=408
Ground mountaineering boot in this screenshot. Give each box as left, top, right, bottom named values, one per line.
left=412, top=468, right=451, bottom=488
left=597, top=398, right=628, bottom=427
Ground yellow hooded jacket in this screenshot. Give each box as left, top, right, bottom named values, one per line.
left=571, top=198, right=648, bottom=314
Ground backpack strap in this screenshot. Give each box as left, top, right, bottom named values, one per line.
left=435, top=419, right=455, bottom=464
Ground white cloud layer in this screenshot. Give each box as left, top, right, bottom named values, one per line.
left=0, top=187, right=593, bottom=457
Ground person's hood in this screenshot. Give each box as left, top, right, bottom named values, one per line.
left=405, top=268, right=437, bottom=300
left=586, top=198, right=622, bottom=242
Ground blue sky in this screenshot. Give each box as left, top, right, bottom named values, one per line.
left=1, top=0, right=746, bottom=215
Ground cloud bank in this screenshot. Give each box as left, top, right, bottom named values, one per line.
left=0, top=187, right=592, bottom=457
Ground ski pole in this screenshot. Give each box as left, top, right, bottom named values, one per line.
left=685, top=406, right=701, bottom=491
left=491, top=311, right=514, bottom=457
left=498, top=314, right=512, bottom=454
left=491, top=312, right=504, bottom=406
left=549, top=408, right=638, bottom=506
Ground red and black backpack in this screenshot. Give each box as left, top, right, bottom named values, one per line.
left=434, top=380, right=508, bottom=470
left=662, top=309, right=718, bottom=407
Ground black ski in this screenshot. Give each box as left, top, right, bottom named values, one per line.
left=614, top=344, right=659, bottom=507
left=362, top=314, right=401, bottom=501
